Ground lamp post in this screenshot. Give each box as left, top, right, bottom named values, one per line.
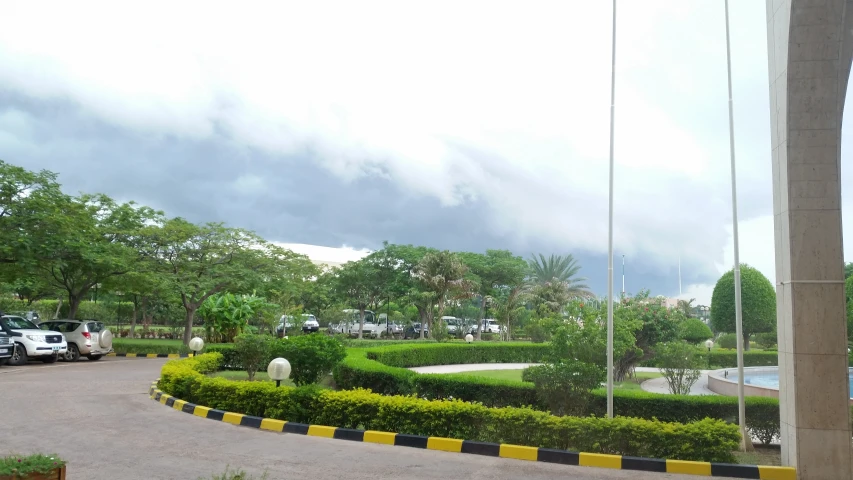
left=188, top=337, right=204, bottom=357
left=705, top=339, right=714, bottom=370
left=465, top=334, right=473, bottom=344
left=267, top=358, right=291, bottom=388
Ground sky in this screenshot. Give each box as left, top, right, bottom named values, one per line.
left=1, top=0, right=852, bottom=305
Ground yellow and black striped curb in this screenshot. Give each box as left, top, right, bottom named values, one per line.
left=148, top=383, right=795, bottom=479
left=108, top=353, right=191, bottom=358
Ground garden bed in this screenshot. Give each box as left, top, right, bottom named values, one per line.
left=158, top=353, right=742, bottom=462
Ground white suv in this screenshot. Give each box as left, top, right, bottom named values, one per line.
left=0, top=315, right=67, bottom=365
left=38, top=319, right=113, bottom=362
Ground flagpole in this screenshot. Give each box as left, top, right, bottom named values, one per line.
left=723, top=0, right=749, bottom=451
left=606, top=0, right=617, bottom=420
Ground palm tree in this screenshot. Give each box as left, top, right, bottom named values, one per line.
left=677, top=298, right=696, bottom=317
left=527, top=254, right=592, bottom=298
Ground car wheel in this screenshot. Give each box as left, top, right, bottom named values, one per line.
left=42, top=354, right=58, bottom=364
left=10, top=344, right=27, bottom=366
left=88, top=354, right=102, bottom=361
left=64, top=344, right=80, bottom=362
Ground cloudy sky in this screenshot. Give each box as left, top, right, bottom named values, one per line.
left=1, top=0, right=852, bottom=304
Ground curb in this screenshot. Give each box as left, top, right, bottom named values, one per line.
left=148, top=382, right=796, bottom=480
left=108, top=353, right=191, bottom=358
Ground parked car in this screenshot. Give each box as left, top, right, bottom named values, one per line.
left=301, top=314, right=320, bottom=333
left=443, top=316, right=462, bottom=335
left=37, top=319, right=113, bottom=362
left=376, top=316, right=403, bottom=337
left=0, top=330, right=13, bottom=366
left=342, top=309, right=380, bottom=338
left=0, top=315, right=67, bottom=365
left=469, top=319, right=503, bottom=335
left=276, top=315, right=296, bottom=337
left=404, top=323, right=429, bottom=339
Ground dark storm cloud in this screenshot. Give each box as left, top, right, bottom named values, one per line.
left=0, top=90, right=709, bottom=297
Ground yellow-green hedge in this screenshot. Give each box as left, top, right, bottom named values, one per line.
left=159, top=354, right=740, bottom=462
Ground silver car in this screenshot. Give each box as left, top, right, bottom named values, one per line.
left=38, top=320, right=113, bottom=362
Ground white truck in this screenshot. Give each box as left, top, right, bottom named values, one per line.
left=342, top=309, right=381, bottom=338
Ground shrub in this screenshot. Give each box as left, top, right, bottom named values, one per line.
left=525, top=321, right=550, bottom=343
left=269, top=334, right=346, bottom=386
left=234, top=334, right=273, bottom=381
left=523, top=360, right=606, bottom=416
left=0, top=453, right=66, bottom=476
left=680, top=318, right=713, bottom=344
left=334, top=343, right=786, bottom=443
left=717, top=333, right=738, bottom=349
left=753, top=332, right=778, bottom=349
left=159, top=356, right=740, bottom=462
left=656, top=342, right=704, bottom=395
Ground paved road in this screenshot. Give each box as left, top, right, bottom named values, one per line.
left=2, top=358, right=704, bottom=480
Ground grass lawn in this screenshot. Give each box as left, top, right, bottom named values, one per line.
left=467, top=369, right=662, bottom=391
left=733, top=446, right=782, bottom=466
left=210, top=370, right=335, bottom=389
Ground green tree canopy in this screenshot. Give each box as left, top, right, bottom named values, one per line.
left=679, top=317, right=713, bottom=344
left=710, top=264, right=776, bottom=350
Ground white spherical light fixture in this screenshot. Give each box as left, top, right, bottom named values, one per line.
left=188, top=337, right=204, bottom=356
left=465, top=334, right=474, bottom=344
left=267, top=358, right=292, bottom=387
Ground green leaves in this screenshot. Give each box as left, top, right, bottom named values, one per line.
left=269, top=334, right=346, bottom=386
left=710, top=264, right=776, bottom=346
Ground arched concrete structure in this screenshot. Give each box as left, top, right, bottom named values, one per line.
left=766, top=1, right=853, bottom=477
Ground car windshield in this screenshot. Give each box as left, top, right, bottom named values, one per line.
left=1, top=317, right=38, bottom=330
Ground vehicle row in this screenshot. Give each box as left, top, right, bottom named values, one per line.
left=283, top=309, right=506, bottom=340
left=0, top=315, right=113, bottom=367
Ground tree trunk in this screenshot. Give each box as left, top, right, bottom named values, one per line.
left=476, top=297, right=486, bottom=341
left=417, top=305, right=427, bottom=339
left=743, top=333, right=751, bottom=351
left=183, top=308, right=197, bottom=345
left=53, top=298, right=63, bottom=320
left=129, top=295, right=138, bottom=339
left=358, top=308, right=365, bottom=340
left=67, top=294, right=82, bottom=320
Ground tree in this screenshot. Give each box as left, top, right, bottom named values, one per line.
left=460, top=250, right=527, bottom=340
left=0, top=160, right=66, bottom=265
left=375, top=243, right=437, bottom=332
left=676, top=298, right=696, bottom=317
left=680, top=317, right=714, bottom=344
left=845, top=262, right=853, bottom=280
left=710, top=264, right=776, bottom=351
left=33, top=194, right=161, bottom=319
left=333, top=260, right=379, bottom=339
left=657, top=342, right=704, bottom=395
left=147, top=218, right=279, bottom=344
left=526, top=253, right=592, bottom=298
left=413, top=251, right=474, bottom=340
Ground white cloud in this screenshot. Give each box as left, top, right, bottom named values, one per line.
left=2, top=0, right=848, bottom=287
left=276, top=243, right=371, bottom=266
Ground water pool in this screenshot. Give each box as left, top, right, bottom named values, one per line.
left=728, top=371, right=853, bottom=398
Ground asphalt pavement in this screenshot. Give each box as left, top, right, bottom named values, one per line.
left=2, top=358, right=707, bottom=480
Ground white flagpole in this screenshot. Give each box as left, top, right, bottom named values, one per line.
left=678, top=256, right=682, bottom=296
left=723, top=0, right=749, bottom=451
left=606, top=0, right=617, bottom=419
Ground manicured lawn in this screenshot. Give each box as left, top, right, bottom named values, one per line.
left=733, top=446, right=782, bottom=466
left=468, top=369, right=662, bottom=391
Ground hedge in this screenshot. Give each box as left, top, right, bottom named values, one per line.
left=334, top=343, right=788, bottom=444
left=640, top=350, right=782, bottom=369
left=159, top=354, right=741, bottom=462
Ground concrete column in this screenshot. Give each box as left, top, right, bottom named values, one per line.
left=766, top=0, right=853, bottom=478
